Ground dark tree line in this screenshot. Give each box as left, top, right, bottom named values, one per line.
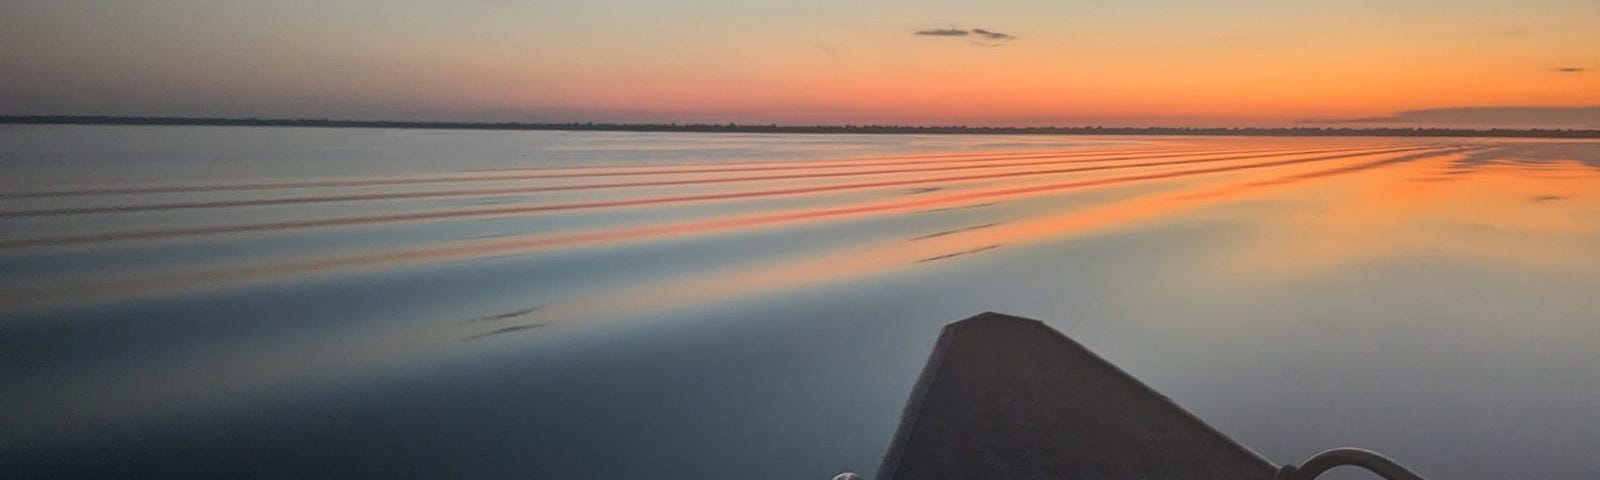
left=4, top=115, right=1597, bottom=139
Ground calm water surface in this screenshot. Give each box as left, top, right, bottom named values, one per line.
left=2, top=126, right=1597, bottom=479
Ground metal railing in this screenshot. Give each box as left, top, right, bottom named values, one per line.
left=836, top=447, right=1426, bottom=480
left=1276, top=448, right=1426, bottom=480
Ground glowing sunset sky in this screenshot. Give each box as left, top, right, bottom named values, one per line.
left=2, top=0, right=1596, bottom=127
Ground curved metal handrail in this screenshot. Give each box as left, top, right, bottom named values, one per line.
left=1276, top=448, right=1426, bottom=480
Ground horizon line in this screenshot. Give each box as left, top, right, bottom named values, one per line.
left=4, top=115, right=1599, bottom=139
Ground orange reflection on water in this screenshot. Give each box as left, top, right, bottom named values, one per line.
left=458, top=146, right=1483, bottom=333
left=1219, top=151, right=1600, bottom=276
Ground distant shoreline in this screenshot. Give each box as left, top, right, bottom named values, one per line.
left=4, top=115, right=1598, bottom=139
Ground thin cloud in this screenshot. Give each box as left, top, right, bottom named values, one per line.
left=915, top=28, right=970, bottom=36
left=1555, top=67, right=1586, bottom=73
left=971, top=28, right=1015, bottom=40
left=914, top=26, right=1017, bottom=47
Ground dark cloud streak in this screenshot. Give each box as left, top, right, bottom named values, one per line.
left=914, top=26, right=1016, bottom=47
left=971, top=28, right=1015, bottom=40
left=1555, top=67, right=1586, bottom=73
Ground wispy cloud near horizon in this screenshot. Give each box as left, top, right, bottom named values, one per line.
left=1306, top=106, right=1600, bottom=128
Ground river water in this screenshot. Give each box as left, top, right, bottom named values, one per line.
left=2, top=126, right=1597, bottom=478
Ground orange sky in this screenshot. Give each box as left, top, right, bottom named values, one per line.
left=2, top=0, right=1597, bottom=126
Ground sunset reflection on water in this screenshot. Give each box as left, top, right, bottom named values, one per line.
left=2, top=128, right=1597, bottom=479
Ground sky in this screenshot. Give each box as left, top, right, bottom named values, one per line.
left=1, top=0, right=1596, bottom=127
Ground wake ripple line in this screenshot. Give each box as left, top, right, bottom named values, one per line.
left=0, top=145, right=1263, bottom=199
left=0, top=145, right=1467, bottom=309
left=0, top=146, right=1410, bottom=249
left=0, top=146, right=1312, bottom=216
left=439, top=145, right=1246, bottom=178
